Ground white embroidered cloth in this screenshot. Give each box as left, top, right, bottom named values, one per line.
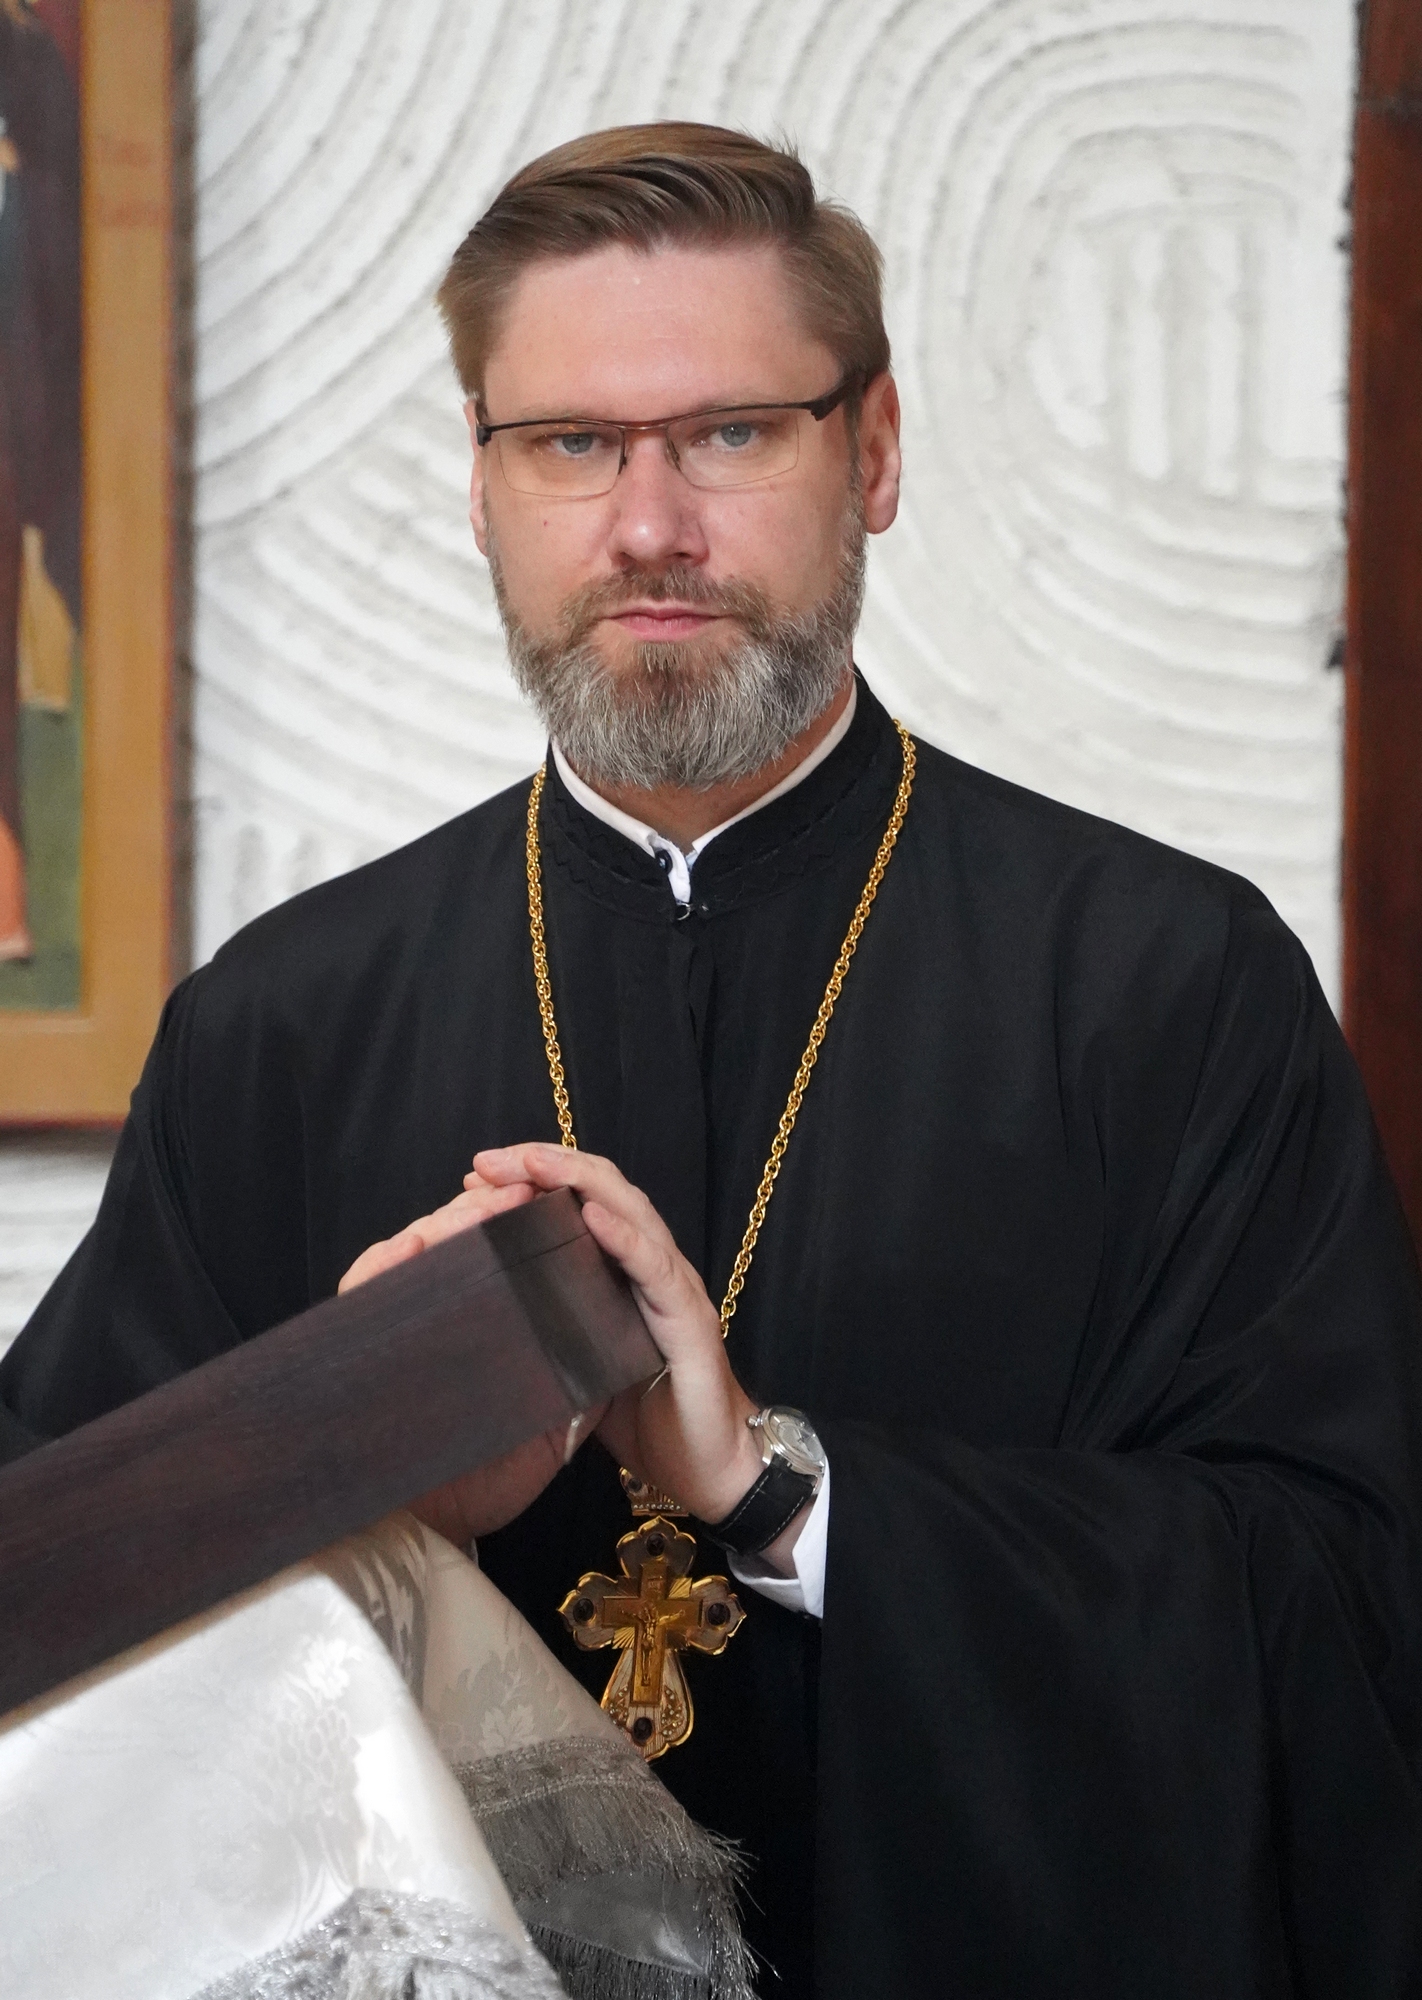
left=0, top=1515, right=747, bottom=2000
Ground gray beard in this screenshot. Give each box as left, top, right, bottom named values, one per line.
left=489, top=512, right=866, bottom=793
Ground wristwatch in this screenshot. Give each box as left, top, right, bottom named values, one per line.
left=698, top=1406, right=828, bottom=1558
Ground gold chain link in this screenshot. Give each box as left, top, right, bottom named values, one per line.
left=526, top=770, right=577, bottom=1149
left=526, top=720, right=917, bottom=1332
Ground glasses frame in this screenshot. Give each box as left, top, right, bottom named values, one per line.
left=474, top=374, right=860, bottom=495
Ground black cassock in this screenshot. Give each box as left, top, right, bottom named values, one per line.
left=5, top=682, right=1422, bottom=1996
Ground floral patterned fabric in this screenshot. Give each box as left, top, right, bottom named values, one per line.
left=0, top=1517, right=530, bottom=1999
left=0, top=1515, right=751, bottom=2000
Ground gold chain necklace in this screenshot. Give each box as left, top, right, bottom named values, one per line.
left=526, top=717, right=916, bottom=1332
left=530, top=721, right=916, bottom=1759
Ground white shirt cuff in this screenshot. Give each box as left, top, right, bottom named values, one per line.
left=727, top=1460, right=829, bottom=1619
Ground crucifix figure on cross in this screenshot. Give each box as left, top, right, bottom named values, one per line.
left=559, top=1517, right=746, bottom=1759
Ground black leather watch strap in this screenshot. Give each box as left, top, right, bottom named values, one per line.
left=697, top=1454, right=818, bottom=1557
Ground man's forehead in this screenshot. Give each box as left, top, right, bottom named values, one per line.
left=481, top=240, right=838, bottom=422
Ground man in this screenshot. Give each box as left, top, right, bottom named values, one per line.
left=5, top=124, right=1422, bottom=1997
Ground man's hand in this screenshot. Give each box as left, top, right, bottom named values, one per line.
left=337, top=1177, right=606, bottom=1545
left=337, top=1179, right=532, bottom=1291
left=471, top=1144, right=768, bottom=1526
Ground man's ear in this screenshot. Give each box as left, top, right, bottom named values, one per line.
left=858, top=372, right=901, bottom=535
left=464, top=399, right=491, bottom=557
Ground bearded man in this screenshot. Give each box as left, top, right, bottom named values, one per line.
left=4, top=125, right=1422, bottom=1999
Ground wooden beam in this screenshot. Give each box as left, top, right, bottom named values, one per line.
left=1344, top=0, right=1422, bottom=1248
left=0, top=1190, right=659, bottom=1719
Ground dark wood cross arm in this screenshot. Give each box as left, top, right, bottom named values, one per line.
left=0, top=1189, right=661, bottom=1718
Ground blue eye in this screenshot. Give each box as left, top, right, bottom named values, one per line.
left=554, top=432, right=599, bottom=457
left=716, top=423, right=756, bottom=449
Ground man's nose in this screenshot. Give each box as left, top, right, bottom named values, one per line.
left=604, top=431, right=709, bottom=568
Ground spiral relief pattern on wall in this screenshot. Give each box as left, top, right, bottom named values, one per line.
left=0, top=0, right=1355, bottom=1336
left=861, top=6, right=1347, bottom=934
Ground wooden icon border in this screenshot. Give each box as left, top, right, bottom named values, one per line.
left=1343, top=0, right=1422, bottom=1247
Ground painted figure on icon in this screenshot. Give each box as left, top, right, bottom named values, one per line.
left=0, top=0, right=80, bottom=981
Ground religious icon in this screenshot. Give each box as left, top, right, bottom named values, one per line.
left=560, top=1517, right=745, bottom=1760
left=0, top=0, right=81, bottom=997
left=0, top=0, right=173, bottom=1121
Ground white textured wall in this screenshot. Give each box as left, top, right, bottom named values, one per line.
left=0, top=0, right=1354, bottom=1349
left=0, top=1137, right=115, bottom=1348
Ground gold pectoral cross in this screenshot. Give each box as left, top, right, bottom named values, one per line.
left=559, top=1518, right=745, bottom=1759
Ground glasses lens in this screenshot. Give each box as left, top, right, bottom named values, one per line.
left=671, top=408, right=803, bottom=489
left=496, top=424, right=623, bottom=497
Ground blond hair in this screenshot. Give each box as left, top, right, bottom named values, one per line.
left=437, top=123, right=890, bottom=409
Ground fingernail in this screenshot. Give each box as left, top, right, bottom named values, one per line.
left=563, top=1411, right=589, bottom=1465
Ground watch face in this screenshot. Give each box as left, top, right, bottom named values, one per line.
left=762, top=1407, right=826, bottom=1478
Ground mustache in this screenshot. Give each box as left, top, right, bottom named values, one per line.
left=558, top=568, right=778, bottom=646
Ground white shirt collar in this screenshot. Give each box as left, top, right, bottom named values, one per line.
left=551, top=680, right=858, bottom=907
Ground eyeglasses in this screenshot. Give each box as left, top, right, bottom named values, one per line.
left=474, top=376, right=858, bottom=499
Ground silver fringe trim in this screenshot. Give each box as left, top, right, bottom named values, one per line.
left=528, top=1926, right=732, bottom=2000
left=190, top=1888, right=566, bottom=2000
left=456, top=1737, right=755, bottom=2000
